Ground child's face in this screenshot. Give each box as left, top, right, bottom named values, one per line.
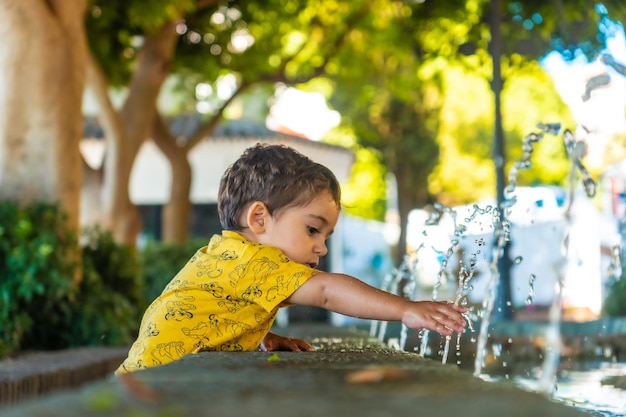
left=259, top=190, right=340, bottom=269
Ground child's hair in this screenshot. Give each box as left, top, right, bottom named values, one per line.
left=218, top=143, right=341, bottom=230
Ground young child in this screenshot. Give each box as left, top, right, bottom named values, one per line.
left=116, top=143, right=466, bottom=374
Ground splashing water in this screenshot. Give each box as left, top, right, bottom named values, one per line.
left=442, top=259, right=475, bottom=364
left=536, top=126, right=598, bottom=395
left=370, top=268, right=399, bottom=341
left=370, top=253, right=422, bottom=345
left=473, top=206, right=511, bottom=376
left=419, top=203, right=469, bottom=357
left=472, top=124, right=541, bottom=375
left=382, top=122, right=599, bottom=401
left=389, top=123, right=599, bottom=389
left=525, top=274, right=537, bottom=305
left=562, top=129, right=597, bottom=199
left=397, top=259, right=419, bottom=348
left=470, top=123, right=598, bottom=392
left=607, top=245, right=622, bottom=283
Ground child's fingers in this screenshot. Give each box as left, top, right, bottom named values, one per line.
left=434, top=304, right=467, bottom=333
left=293, top=338, right=316, bottom=352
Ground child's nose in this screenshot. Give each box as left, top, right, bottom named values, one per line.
left=316, top=240, right=328, bottom=256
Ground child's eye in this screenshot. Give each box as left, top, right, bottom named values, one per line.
left=307, top=226, right=319, bottom=235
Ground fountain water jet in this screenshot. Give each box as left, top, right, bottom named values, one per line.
left=384, top=122, right=607, bottom=401
left=475, top=123, right=599, bottom=392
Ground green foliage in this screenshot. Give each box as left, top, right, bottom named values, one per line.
left=502, top=63, right=574, bottom=187
left=0, top=202, right=146, bottom=357
left=82, top=227, right=144, bottom=308
left=324, top=127, right=387, bottom=221
left=61, top=227, right=144, bottom=347
left=328, top=0, right=460, bottom=211
left=342, top=147, right=388, bottom=221
left=19, top=227, right=144, bottom=350
left=495, top=1, right=626, bottom=63
left=0, top=199, right=209, bottom=358
left=430, top=61, right=574, bottom=206
left=0, top=202, right=77, bottom=357
left=86, top=0, right=198, bottom=86
left=140, top=238, right=208, bottom=303
left=603, top=274, right=626, bottom=317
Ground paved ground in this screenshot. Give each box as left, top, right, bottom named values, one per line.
left=1, top=324, right=592, bottom=417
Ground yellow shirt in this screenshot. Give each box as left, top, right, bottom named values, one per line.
left=116, top=231, right=320, bottom=374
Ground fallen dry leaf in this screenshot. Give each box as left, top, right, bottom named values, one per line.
left=345, top=367, right=411, bottom=384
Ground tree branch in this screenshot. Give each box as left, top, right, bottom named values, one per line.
left=85, top=52, right=125, bottom=151
left=259, top=1, right=372, bottom=85
left=185, top=80, right=252, bottom=149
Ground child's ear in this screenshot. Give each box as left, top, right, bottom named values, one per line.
left=246, top=201, right=269, bottom=234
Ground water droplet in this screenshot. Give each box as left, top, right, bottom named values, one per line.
left=492, top=343, right=502, bottom=358
left=513, top=256, right=523, bottom=264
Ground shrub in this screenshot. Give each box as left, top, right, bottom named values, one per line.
left=0, top=201, right=147, bottom=356
left=16, top=225, right=144, bottom=350
left=0, top=199, right=209, bottom=357
left=49, top=227, right=145, bottom=347
left=0, top=202, right=77, bottom=357
left=55, top=226, right=144, bottom=347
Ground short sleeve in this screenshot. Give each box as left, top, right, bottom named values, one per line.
left=231, top=244, right=320, bottom=312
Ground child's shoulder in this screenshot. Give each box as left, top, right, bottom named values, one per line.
left=209, top=231, right=303, bottom=267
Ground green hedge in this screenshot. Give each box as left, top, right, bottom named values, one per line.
left=59, top=226, right=144, bottom=348
left=0, top=202, right=144, bottom=357
left=0, top=202, right=76, bottom=357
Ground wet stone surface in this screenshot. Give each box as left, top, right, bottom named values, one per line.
left=2, top=324, right=591, bottom=417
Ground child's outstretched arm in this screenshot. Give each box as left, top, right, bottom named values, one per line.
left=287, top=273, right=466, bottom=336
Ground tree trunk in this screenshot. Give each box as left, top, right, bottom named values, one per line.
left=151, top=114, right=192, bottom=243
left=87, top=20, right=178, bottom=246
left=490, top=0, right=514, bottom=320
left=395, top=180, right=412, bottom=267
left=152, top=82, right=250, bottom=244
left=0, top=0, right=87, bottom=233
left=394, top=165, right=428, bottom=267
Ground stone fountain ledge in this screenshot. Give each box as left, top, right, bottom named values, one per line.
left=1, top=324, right=592, bottom=417
left=0, top=346, right=129, bottom=407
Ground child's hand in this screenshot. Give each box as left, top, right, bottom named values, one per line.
left=260, top=332, right=316, bottom=352
left=402, top=301, right=467, bottom=336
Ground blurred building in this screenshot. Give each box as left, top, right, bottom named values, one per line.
left=81, top=118, right=354, bottom=240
